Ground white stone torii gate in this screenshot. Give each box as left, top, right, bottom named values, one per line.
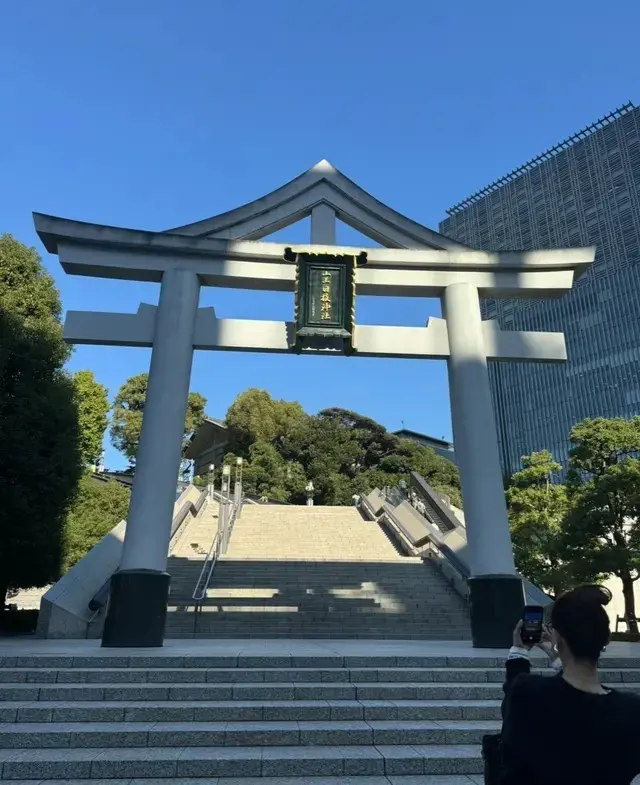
left=34, top=160, right=594, bottom=648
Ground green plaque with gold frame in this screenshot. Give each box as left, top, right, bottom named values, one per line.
left=284, top=247, right=367, bottom=354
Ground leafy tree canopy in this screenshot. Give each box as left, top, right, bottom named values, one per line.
left=72, top=370, right=109, bottom=466
left=226, top=388, right=305, bottom=455
left=506, top=451, right=574, bottom=596
left=220, top=391, right=461, bottom=507
left=0, top=234, right=82, bottom=607
left=63, top=474, right=130, bottom=572
left=505, top=421, right=640, bottom=633
left=567, top=416, right=640, bottom=481
left=561, top=418, right=640, bottom=633
left=110, top=372, right=206, bottom=464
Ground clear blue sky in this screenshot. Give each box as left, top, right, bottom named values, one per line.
left=2, top=0, right=639, bottom=470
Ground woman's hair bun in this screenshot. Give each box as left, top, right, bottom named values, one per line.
left=571, top=584, right=612, bottom=607
left=551, top=584, right=611, bottom=663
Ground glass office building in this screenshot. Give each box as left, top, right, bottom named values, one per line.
left=440, top=103, right=640, bottom=477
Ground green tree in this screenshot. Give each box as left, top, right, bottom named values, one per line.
left=395, top=439, right=462, bottom=506
left=110, top=372, right=207, bottom=464
left=222, top=393, right=461, bottom=507
left=283, top=414, right=363, bottom=504
left=561, top=418, right=640, bottom=634
left=506, top=451, right=573, bottom=596
left=318, top=408, right=397, bottom=469
left=226, top=388, right=306, bottom=456
left=0, top=234, right=82, bottom=607
left=72, top=370, right=109, bottom=466
left=241, top=442, right=289, bottom=501
left=62, top=474, right=130, bottom=571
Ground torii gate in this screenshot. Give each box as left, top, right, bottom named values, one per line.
left=34, top=160, right=594, bottom=648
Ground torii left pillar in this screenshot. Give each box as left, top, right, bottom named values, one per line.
left=102, top=269, right=200, bottom=647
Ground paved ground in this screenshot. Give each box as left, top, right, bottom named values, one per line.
left=1, top=636, right=638, bottom=660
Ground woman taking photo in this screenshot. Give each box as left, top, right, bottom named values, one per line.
left=500, top=585, right=640, bottom=785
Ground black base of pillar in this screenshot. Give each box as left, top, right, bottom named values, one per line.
left=469, top=574, right=524, bottom=649
left=102, top=569, right=170, bottom=648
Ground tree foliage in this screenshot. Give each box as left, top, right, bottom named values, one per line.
left=62, top=474, right=130, bottom=572
left=226, top=388, right=305, bottom=455
left=506, top=451, right=573, bottom=596
left=0, top=234, right=82, bottom=607
left=505, top=420, right=640, bottom=631
left=72, top=370, right=109, bottom=466
left=110, top=372, right=206, bottom=464
left=561, top=418, right=640, bottom=633
left=222, top=389, right=461, bottom=507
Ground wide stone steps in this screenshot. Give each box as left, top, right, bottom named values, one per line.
left=0, top=652, right=637, bottom=780
left=0, top=700, right=504, bottom=723
left=0, top=719, right=501, bottom=748
left=0, top=682, right=524, bottom=701
left=1, top=665, right=574, bottom=683
left=165, top=502, right=471, bottom=639
left=0, top=779, right=485, bottom=785
left=0, top=744, right=484, bottom=779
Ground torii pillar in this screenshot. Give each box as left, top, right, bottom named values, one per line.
left=444, top=282, right=521, bottom=646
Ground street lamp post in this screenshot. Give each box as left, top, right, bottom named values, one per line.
left=208, top=463, right=215, bottom=502
left=306, top=480, right=314, bottom=507
left=234, top=457, right=243, bottom=515
left=221, top=465, right=232, bottom=553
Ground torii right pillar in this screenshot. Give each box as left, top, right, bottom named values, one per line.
left=443, top=282, right=522, bottom=648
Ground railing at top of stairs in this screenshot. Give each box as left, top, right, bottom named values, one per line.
left=191, top=485, right=243, bottom=635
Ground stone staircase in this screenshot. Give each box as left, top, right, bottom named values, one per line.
left=165, top=504, right=470, bottom=639
left=0, top=650, right=638, bottom=781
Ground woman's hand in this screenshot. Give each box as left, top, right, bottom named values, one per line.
left=536, top=624, right=556, bottom=659
left=512, top=619, right=534, bottom=650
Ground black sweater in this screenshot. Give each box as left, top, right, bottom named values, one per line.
left=501, top=656, right=640, bottom=785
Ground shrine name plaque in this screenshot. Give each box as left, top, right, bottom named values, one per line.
left=284, top=247, right=367, bottom=354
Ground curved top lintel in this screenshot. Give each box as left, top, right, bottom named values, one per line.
left=168, top=160, right=469, bottom=251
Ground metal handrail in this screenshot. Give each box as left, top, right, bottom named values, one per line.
left=192, top=490, right=241, bottom=634
left=192, top=533, right=221, bottom=603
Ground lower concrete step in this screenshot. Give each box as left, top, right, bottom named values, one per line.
left=0, top=699, right=503, bottom=723
left=0, top=778, right=485, bottom=785
left=0, top=719, right=501, bottom=748
left=0, top=776, right=484, bottom=785
left=4, top=680, right=638, bottom=703
left=0, top=665, right=540, bottom=684
left=0, top=743, right=484, bottom=779
left=0, top=681, right=509, bottom=702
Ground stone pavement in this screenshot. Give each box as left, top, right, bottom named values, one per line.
left=0, top=637, right=638, bottom=659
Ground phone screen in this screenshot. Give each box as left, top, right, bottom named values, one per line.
left=522, top=605, right=544, bottom=643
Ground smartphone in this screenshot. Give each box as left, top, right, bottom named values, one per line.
left=521, top=605, right=544, bottom=645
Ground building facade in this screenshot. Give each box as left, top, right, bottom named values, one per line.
left=393, top=429, right=456, bottom=465
left=183, top=417, right=228, bottom=477
left=440, top=103, right=640, bottom=477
